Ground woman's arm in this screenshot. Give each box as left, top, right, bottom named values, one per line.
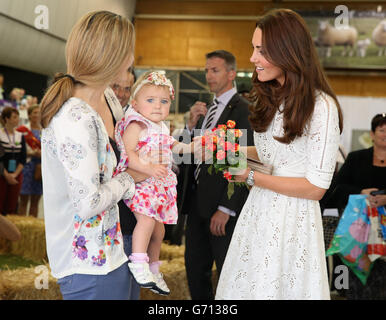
left=234, top=96, right=340, bottom=201
left=362, top=189, right=386, bottom=208
left=53, top=111, right=135, bottom=221
left=231, top=169, right=326, bottom=201
left=0, top=215, right=21, bottom=241
left=124, top=168, right=150, bottom=183
left=13, top=136, right=26, bottom=177
left=13, top=163, right=24, bottom=178
left=3, top=169, right=18, bottom=185
left=254, top=172, right=326, bottom=200
left=123, top=122, right=168, bottom=178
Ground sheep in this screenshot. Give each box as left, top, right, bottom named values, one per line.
left=372, top=19, right=386, bottom=56
left=356, top=38, right=371, bottom=58
left=316, top=20, right=358, bottom=58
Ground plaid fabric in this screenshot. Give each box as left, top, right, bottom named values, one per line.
left=322, top=215, right=340, bottom=250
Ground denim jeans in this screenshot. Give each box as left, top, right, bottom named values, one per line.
left=57, top=262, right=129, bottom=300
left=123, top=234, right=141, bottom=300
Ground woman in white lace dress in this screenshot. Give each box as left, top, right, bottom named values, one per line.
left=215, top=9, right=343, bottom=300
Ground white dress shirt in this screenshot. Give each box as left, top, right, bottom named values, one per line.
left=200, top=87, right=237, bottom=132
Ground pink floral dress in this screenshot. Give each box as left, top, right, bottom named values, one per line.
left=114, top=107, right=178, bottom=224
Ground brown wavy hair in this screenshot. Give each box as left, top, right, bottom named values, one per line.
left=248, top=9, right=343, bottom=144
left=40, top=11, right=135, bottom=128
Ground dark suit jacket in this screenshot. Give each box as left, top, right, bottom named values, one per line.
left=177, top=93, right=255, bottom=220
left=321, top=147, right=386, bottom=212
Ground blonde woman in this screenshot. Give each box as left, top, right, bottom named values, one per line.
left=40, top=11, right=142, bottom=300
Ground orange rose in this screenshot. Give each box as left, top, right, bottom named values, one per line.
left=223, top=171, right=232, bottom=181
left=218, top=138, right=226, bottom=150
left=216, top=150, right=226, bottom=161
left=227, top=120, right=236, bottom=129
left=234, top=129, right=243, bottom=138
left=231, top=143, right=239, bottom=152
left=207, top=143, right=217, bottom=152
left=224, top=141, right=233, bottom=151
left=217, top=129, right=226, bottom=138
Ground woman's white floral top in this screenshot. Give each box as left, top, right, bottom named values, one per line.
left=41, top=97, right=135, bottom=279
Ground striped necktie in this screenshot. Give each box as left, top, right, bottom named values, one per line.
left=204, top=99, right=219, bottom=129
left=194, top=98, right=219, bottom=182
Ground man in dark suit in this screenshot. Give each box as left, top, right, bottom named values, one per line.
left=178, top=50, right=254, bottom=299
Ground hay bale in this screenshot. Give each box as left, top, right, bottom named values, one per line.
left=0, top=265, right=62, bottom=300
left=0, top=219, right=182, bottom=264
left=0, top=275, right=4, bottom=300
left=159, top=242, right=185, bottom=261
left=0, top=215, right=47, bottom=263
left=0, top=237, right=11, bottom=254
left=140, top=257, right=219, bottom=300
left=0, top=258, right=218, bottom=300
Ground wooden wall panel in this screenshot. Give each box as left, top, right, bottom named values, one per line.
left=134, top=0, right=386, bottom=97
left=136, top=0, right=266, bottom=16
left=136, top=0, right=384, bottom=16
left=134, top=19, right=255, bottom=68
left=328, top=75, right=386, bottom=97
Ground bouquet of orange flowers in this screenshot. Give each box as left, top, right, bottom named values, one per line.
left=201, top=120, right=247, bottom=199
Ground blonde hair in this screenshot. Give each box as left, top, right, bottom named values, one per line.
left=40, top=11, right=135, bottom=128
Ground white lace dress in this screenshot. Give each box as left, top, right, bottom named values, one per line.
left=215, top=92, right=341, bottom=300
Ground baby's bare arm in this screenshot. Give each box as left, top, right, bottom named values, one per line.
left=123, top=122, right=168, bottom=178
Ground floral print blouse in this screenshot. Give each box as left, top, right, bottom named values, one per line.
left=41, top=97, right=135, bottom=279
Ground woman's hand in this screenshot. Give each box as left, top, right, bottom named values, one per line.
left=225, top=167, right=251, bottom=183
left=125, top=168, right=149, bottom=183
left=361, top=188, right=378, bottom=196
left=147, top=163, right=168, bottom=179
left=361, top=188, right=386, bottom=207
left=4, top=171, right=18, bottom=185
left=0, top=215, right=21, bottom=241
left=368, top=194, right=386, bottom=208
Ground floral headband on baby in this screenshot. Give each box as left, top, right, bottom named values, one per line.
left=132, top=71, right=175, bottom=100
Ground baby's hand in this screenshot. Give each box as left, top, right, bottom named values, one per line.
left=193, top=136, right=213, bottom=162
left=148, top=163, right=168, bottom=179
